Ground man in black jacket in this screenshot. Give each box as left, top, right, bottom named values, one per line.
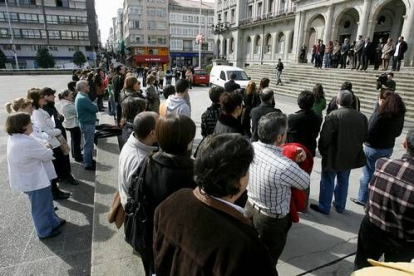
left=354, top=35, right=364, bottom=70
left=250, top=88, right=282, bottom=142
left=392, top=36, right=408, bottom=71
left=276, top=59, right=284, bottom=85
left=327, top=82, right=360, bottom=114
left=310, top=90, right=367, bottom=215
left=224, top=72, right=241, bottom=92
left=201, top=86, right=223, bottom=137
left=361, top=37, right=373, bottom=71
left=340, top=38, right=350, bottom=69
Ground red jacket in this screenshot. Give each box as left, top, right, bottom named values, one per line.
left=281, top=143, right=313, bottom=222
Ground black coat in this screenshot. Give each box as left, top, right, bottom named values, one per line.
left=318, top=107, right=368, bottom=172
left=214, top=114, right=243, bottom=135
left=396, top=41, right=408, bottom=59
left=287, top=109, right=323, bottom=157
left=365, top=111, right=404, bottom=149
left=362, top=42, right=374, bottom=56
left=250, top=102, right=282, bottom=142
left=224, top=80, right=241, bottom=93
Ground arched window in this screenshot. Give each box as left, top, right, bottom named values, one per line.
left=265, top=34, right=272, bottom=53
left=217, top=40, right=221, bottom=56
left=223, top=39, right=227, bottom=56
left=246, top=37, right=252, bottom=55
left=255, top=35, right=261, bottom=54
left=277, top=33, right=285, bottom=53
left=230, top=37, right=235, bottom=54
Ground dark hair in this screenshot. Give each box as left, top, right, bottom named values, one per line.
left=260, top=88, right=274, bottom=102
left=123, top=76, right=139, bottom=90
left=379, top=91, right=406, bottom=118
left=156, top=114, right=196, bottom=155
left=133, top=111, right=158, bottom=140
left=175, top=79, right=189, bottom=93
left=27, top=88, right=44, bottom=109
left=94, top=69, right=104, bottom=87
left=341, top=81, right=353, bottom=91
left=121, top=97, right=147, bottom=123
left=259, top=77, right=270, bottom=89
left=387, top=72, right=394, bottom=77
left=58, top=89, right=72, bottom=101
left=87, top=72, right=94, bottom=82
left=116, top=65, right=124, bottom=74
left=5, top=112, right=31, bottom=135
left=68, top=81, right=77, bottom=92
left=229, top=72, right=237, bottom=80
left=162, top=84, right=175, bottom=99
left=220, top=92, right=243, bottom=114
left=41, top=87, right=56, bottom=96
left=195, top=133, right=254, bottom=198
left=406, top=128, right=414, bottom=156
left=313, top=83, right=325, bottom=102
left=258, top=112, right=287, bottom=144
left=297, top=90, right=315, bottom=110
left=209, top=86, right=224, bottom=103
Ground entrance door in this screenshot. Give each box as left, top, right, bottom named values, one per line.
left=339, top=34, right=351, bottom=43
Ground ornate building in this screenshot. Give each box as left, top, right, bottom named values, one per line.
left=214, top=0, right=414, bottom=67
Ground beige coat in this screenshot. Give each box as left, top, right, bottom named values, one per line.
left=381, top=43, right=394, bottom=60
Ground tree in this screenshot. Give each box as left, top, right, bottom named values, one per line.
left=35, top=48, right=55, bottom=68
left=0, top=48, right=6, bottom=69
left=73, top=50, right=86, bottom=68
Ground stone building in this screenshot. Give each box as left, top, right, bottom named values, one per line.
left=214, top=0, right=414, bottom=68
left=0, top=0, right=100, bottom=69
left=169, top=0, right=214, bottom=68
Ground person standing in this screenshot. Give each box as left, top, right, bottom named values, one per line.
left=310, top=90, right=367, bottom=215
left=324, top=41, right=333, bottom=69
left=332, top=40, right=341, bottom=68
left=153, top=134, right=277, bottom=276
left=224, top=72, right=241, bottom=92
left=112, top=65, right=126, bottom=124
left=351, top=91, right=405, bottom=206
left=317, top=40, right=325, bottom=69
left=6, top=113, right=66, bottom=239
left=354, top=35, right=364, bottom=70
left=392, top=36, right=408, bottom=71
left=94, top=69, right=106, bottom=111
left=312, top=83, right=326, bottom=117
left=145, top=75, right=160, bottom=113
left=353, top=129, right=414, bottom=270
left=374, top=38, right=384, bottom=70
left=382, top=38, right=394, bottom=71
left=165, top=79, right=191, bottom=117
left=247, top=112, right=310, bottom=267
left=201, top=86, right=223, bottom=137
left=276, top=58, right=284, bottom=85
left=361, top=37, right=373, bottom=71
left=340, top=38, right=350, bottom=69
left=75, top=80, right=99, bottom=171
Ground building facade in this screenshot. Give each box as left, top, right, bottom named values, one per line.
left=123, top=0, right=169, bottom=68
left=214, top=0, right=414, bottom=68
left=169, top=0, right=214, bottom=68
left=0, top=0, right=100, bottom=69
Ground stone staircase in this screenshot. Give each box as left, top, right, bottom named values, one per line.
left=244, top=64, right=414, bottom=122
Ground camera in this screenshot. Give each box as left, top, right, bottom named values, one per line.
left=376, top=73, right=388, bottom=90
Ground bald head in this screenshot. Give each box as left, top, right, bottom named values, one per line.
left=260, top=88, right=275, bottom=103
left=133, top=111, right=159, bottom=140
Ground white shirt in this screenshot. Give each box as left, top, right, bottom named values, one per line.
left=248, top=142, right=310, bottom=216
left=394, top=42, right=401, bottom=56
left=60, top=99, right=79, bottom=129
left=7, top=134, right=55, bottom=192
left=211, top=195, right=245, bottom=214
left=118, top=133, right=158, bottom=207
left=31, top=108, right=61, bottom=148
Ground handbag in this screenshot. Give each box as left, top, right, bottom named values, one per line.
left=108, top=191, right=125, bottom=229
left=56, top=134, right=70, bottom=155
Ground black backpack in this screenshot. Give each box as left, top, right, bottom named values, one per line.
left=124, top=156, right=152, bottom=254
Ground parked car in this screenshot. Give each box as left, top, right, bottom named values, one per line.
left=209, top=66, right=250, bottom=89
left=192, top=68, right=210, bottom=86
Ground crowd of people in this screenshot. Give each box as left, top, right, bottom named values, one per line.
left=309, top=35, right=408, bottom=71
left=4, top=61, right=413, bottom=275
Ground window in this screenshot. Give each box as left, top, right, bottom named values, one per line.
left=158, top=36, right=166, bottom=45
left=78, top=32, right=89, bottom=40
left=183, top=40, right=192, bottom=51
left=148, top=21, right=157, bottom=30
left=220, top=71, right=225, bottom=80
left=156, top=8, right=166, bottom=17
left=257, top=2, right=263, bottom=17
left=147, top=8, right=156, bottom=17
left=5, top=12, right=19, bottom=22
left=277, top=33, right=285, bottom=53
left=68, top=46, right=80, bottom=51
left=269, top=0, right=274, bottom=12
left=21, top=29, right=41, bottom=38
left=157, top=22, right=166, bottom=30
left=38, top=15, right=44, bottom=23
left=19, top=13, right=38, bottom=23
left=59, top=16, right=71, bottom=24
left=19, top=0, right=36, bottom=5
left=3, top=44, right=21, bottom=50
left=148, top=35, right=157, bottom=45
left=129, top=20, right=143, bottom=29
left=46, top=15, right=58, bottom=24
left=255, top=35, right=261, bottom=54
left=230, top=38, right=234, bottom=53
left=13, top=29, right=21, bottom=38
left=246, top=37, right=251, bottom=55
left=56, top=0, right=69, bottom=8
left=218, top=13, right=221, bottom=21
left=231, top=9, right=235, bottom=23
left=170, top=40, right=183, bottom=50
left=224, top=12, right=227, bottom=22
left=48, top=30, right=60, bottom=39
left=0, top=29, right=10, bottom=38
left=60, top=31, right=72, bottom=39
left=266, top=34, right=272, bottom=53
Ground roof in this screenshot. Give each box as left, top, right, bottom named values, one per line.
left=169, top=0, right=214, bottom=10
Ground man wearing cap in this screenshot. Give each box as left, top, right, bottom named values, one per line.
left=250, top=88, right=282, bottom=142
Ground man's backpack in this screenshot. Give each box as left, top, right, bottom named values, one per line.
left=124, top=156, right=152, bottom=254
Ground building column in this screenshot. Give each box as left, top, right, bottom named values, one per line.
left=284, top=30, right=292, bottom=60
left=271, top=32, right=278, bottom=61
left=292, top=11, right=305, bottom=62
left=250, top=35, right=255, bottom=61
left=357, top=0, right=372, bottom=37
left=401, top=5, right=414, bottom=66
left=323, top=6, right=334, bottom=43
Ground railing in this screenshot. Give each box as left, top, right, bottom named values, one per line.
left=239, top=5, right=297, bottom=27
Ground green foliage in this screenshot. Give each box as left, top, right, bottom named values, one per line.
left=205, top=64, right=212, bottom=74
left=73, top=50, right=87, bottom=68
left=0, top=48, right=6, bottom=69
left=35, top=48, right=55, bottom=68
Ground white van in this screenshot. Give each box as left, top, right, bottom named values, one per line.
left=209, top=66, right=250, bottom=89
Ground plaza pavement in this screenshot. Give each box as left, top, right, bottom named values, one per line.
left=0, top=75, right=411, bottom=275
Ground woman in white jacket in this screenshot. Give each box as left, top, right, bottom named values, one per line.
left=28, top=89, right=76, bottom=200
left=6, top=113, right=66, bottom=239
left=59, top=90, right=83, bottom=162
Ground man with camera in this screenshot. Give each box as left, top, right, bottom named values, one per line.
left=377, top=72, right=396, bottom=92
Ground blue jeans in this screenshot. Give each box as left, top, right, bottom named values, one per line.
left=358, top=146, right=393, bottom=205
left=324, top=53, right=331, bottom=68
left=81, top=124, right=95, bottom=167
left=319, top=170, right=351, bottom=214
left=108, top=95, right=116, bottom=116
left=25, top=185, right=60, bottom=238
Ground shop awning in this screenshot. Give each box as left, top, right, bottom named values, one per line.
left=134, top=55, right=169, bottom=63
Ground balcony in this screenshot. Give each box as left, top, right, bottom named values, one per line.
left=239, top=5, right=297, bottom=27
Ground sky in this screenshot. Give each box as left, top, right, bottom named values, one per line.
left=96, top=0, right=215, bottom=47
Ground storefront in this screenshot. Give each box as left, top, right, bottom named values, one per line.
left=170, top=52, right=213, bottom=68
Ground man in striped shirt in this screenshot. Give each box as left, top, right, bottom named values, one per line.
left=246, top=112, right=310, bottom=267
left=354, top=129, right=414, bottom=270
